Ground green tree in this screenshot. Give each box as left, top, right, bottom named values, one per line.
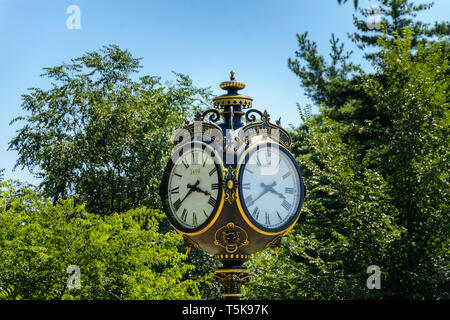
left=288, top=1, right=449, bottom=153
left=0, top=180, right=204, bottom=300
left=349, top=0, right=450, bottom=61
left=247, top=30, right=449, bottom=299
left=9, top=45, right=211, bottom=215
left=247, top=114, right=401, bottom=299
left=358, top=29, right=449, bottom=298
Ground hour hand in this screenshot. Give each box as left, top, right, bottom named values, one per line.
left=194, top=186, right=211, bottom=196
left=269, top=189, right=286, bottom=200
left=178, top=180, right=200, bottom=208
left=187, top=180, right=200, bottom=189
left=262, top=181, right=286, bottom=199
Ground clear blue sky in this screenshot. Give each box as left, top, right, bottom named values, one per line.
left=1, top=0, right=448, bottom=184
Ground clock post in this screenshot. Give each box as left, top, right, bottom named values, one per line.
left=159, top=71, right=306, bottom=300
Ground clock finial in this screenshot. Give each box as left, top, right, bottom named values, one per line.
left=230, top=70, right=236, bottom=81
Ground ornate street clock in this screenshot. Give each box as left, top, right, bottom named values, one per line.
left=159, top=71, right=306, bottom=299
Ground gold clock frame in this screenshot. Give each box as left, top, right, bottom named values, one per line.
left=165, top=141, right=226, bottom=237
left=235, top=140, right=304, bottom=236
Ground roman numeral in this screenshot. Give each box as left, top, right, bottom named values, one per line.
left=265, top=213, right=270, bottom=225
left=192, top=212, right=197, bottom=226
left=285, top=187, right=294, bottom=194
left=174, top=173, right=182, bottom=178
left=281, top=200, right=292, bottom=211
left=242, top=183, right=250, bottom=190
left=181, top=208, right=188, bottom=222
left=203, top=209, right=209, bottom=218
left=181, top=159, right=189, bottom=168
left=277, top=211, right=283, bottom=221
left=192, top=152, right=200, bottom=165
left=208, top=196, right=216, bottom=207
left=252, top=206, right=260, bottom=220
left=212, top=183, right=219, bottom=190
left=282, top=172, right=291, bottom=180
left=209, top=167, right=217, bottom=176
left=170, top=186, right=180, bottom=194
left=246, top=169, right=254, bottom=175
left=173, top=198, right=182, bottom=211
left=245, top=195, right=253, bottom=206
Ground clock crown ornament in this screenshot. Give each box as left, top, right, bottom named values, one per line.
left=159, top=72, right=306, bottom=299
left=213, top=70, right=253, bottom=109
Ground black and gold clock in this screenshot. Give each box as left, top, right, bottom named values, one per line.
left=160, top=141, right=224, bottom=235
left=159, top=72, right=307, bottom=300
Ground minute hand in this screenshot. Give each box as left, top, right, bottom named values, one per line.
left=248, top=189, right=269, bottom=207
left=248, top=182, right=275, bottom=206
left=178, top=180, right=200, bottom=207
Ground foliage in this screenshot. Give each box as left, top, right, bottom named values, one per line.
left=288, top=1, right=449, bottom=156
left=247, top=113, right=402, bottom=299
left=358, top=29, right=450, bottom=298
left=248, top=29, right=449, bottom=299
left=337, top=0, right=359, bottom=9
left=9, top=45, right=212, bottom=215
left=0, top=285, right=14, bottom=300
left=349, top=0, right=450, bottom=61
left=0, top=180, right=204, bottom=300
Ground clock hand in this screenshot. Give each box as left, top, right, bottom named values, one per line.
left=193, top=186, right=211, bottom=196
left=178, top=180, right=200, bottom=207
left=187, top=180, right=200, bottom=189
left=261, top=181, right=276, bottom=188
left=263, top=181, right=286, bottom=200
left=248, top=182, right=271, bottom=206
left=268, top=188, right=286, bottom=199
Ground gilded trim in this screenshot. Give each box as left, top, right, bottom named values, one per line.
left=220, top=81, right=246, bottom=90
left=214, top=222, right=249, bottom=253
left=173, top=121, right=223, bottom=147
left=214, top=254, right=249, bottom=260
left=242, top=116, right=293, bottom=151
left=223, top=167, right=238, bottom=204
left=213, top=95, right=253, bottom=107
left=214, top=269, right=250, bottom=274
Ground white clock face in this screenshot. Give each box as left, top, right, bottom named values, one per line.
left=167, top=146, right=221, bottom=230
left=239, top=144, right=302, bottom=231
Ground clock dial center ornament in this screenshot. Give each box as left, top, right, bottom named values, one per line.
left=159, top=72, right=306, bottom=299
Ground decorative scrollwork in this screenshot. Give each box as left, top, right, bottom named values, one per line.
left=223, top=167, right=238, bottom=204
left=214, top=222, right=249, bottom=253
left=201, top=109, right=221, bottom=123
left=244, top=109, right=263, bottom=122
left=194, top=110, right=203, bottom=121
left=265, top=235, right=283, bottom=250
left=213, top=268, right=251, bottom=298
left=261, top=109, right=270, bottom=124
left=183, top=235, right=200, bottom=256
